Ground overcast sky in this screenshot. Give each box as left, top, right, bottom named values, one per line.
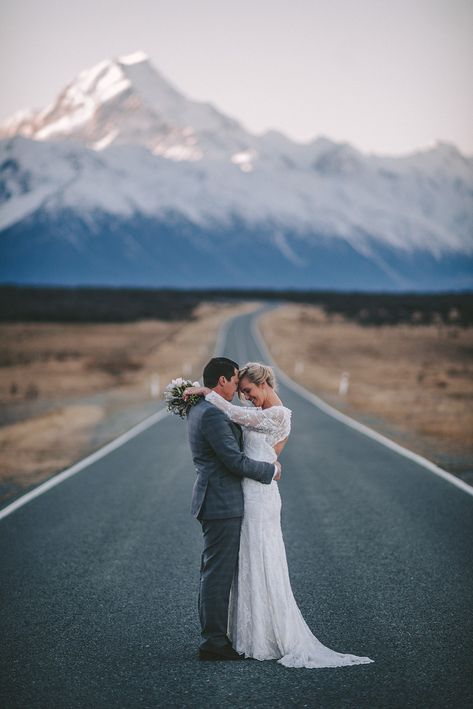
left=1, top=0, right=472, bottom=156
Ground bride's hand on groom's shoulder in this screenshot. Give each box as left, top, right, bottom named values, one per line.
left=183, top=385, right=210, bottom=400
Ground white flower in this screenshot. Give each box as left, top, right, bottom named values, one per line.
left=193, top=381, right=200, bottom=387
left=163, top=375, right=201, bottom=418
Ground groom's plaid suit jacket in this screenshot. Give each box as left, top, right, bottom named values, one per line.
left=187, top=398, right=274, bottom=520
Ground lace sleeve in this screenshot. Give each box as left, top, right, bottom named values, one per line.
left=205, top=391, right=291, bottom=443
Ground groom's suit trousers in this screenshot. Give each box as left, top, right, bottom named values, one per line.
left=199, top=516, right=242, bottom=651
left=187, top=398, right=274, bottom=651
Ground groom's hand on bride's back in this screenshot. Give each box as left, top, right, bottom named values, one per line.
left=274, top=461, right=282, bottom=481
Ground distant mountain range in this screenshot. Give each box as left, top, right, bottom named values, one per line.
left=1, top=50, right=472, bottom=290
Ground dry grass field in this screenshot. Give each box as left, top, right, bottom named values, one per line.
left=0, top=301, right=256, bottom=503
left=260, top=305, right=473, bottom=484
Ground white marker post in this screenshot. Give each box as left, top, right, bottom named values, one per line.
left=339, top=372, right=350, bottom=396
left=150, top=374, right=160, bottom=398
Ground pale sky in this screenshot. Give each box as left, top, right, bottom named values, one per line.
left=1, top=0, right=472, bottom=156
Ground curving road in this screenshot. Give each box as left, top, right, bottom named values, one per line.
left=1, top=308, right=472, bottom=708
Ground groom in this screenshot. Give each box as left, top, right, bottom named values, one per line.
left=187, top=357, right=281, bottom=661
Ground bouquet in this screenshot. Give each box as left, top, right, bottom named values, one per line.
left=163, top=377, right=202, bottom=418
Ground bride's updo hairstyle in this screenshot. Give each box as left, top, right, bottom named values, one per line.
left=238, top=362, right=278, bottom=399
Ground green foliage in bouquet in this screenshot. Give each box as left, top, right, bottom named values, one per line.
left=163, top=378, right=202, bottom=418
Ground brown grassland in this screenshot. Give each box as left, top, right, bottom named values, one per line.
left=1, top=299, right=471, bottom=504
left=0, top=301, right=256, bottom=503
left=260, top=304, right=473, bottom=484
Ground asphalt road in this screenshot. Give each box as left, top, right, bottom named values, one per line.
left=1, top=308, right=472, bottom=709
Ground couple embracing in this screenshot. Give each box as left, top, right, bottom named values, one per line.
left=185, top=357, right=373, bottom=668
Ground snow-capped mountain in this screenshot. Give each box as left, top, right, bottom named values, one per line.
left=0, top=51, right=255, bottom=161
left=1, top=51, right=472, bottom=290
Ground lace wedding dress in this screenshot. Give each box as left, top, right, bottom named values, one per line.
left=206, top=391, right=374, bottom=669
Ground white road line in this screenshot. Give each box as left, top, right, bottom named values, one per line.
left=252, top=314, right=473, bottom=499
left=0, top=308, right=241, bottom=522
left=0, top=408, right=170, bottom=521
left=4, top=304, right=469, bottom=523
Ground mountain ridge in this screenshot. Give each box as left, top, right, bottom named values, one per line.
left=1, top=52, right=472, bottom=291
left=2, top=52, right=471, bottom=161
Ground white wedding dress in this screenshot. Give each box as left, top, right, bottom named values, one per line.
left=206, top=391, right=374, bottom=669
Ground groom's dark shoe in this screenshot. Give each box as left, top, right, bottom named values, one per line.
left=198, top=646, right=245, bottom=661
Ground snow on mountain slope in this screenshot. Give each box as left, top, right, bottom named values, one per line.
left=2, top=132, right=471, bottom=257
left=0, top=52, right=254, bottom=162
left=0, top=51, right=472, bottom=291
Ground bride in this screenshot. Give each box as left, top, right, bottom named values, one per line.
left=184, top=362, right=374, bottom=669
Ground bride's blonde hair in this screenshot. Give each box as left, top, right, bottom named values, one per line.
left=238, top=362, right=278, bottom=399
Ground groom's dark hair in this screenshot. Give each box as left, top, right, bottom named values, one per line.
left=203, top=357, right=239, bottom=388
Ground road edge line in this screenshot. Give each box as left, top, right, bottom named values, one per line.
left=0, top=408, right=170, bottom=521
left=252, top=314, right=473, bottom=499
left=0, top=306, right=242, bottom=522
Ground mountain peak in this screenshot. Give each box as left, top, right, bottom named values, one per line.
left=0, top=50, right=185, bottom=142
left=118, top=50, right=150, bottom=66
left=0, top=52, right=253, bottom=159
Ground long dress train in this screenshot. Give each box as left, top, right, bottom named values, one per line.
left=205, top=391, right=374, bottom=669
